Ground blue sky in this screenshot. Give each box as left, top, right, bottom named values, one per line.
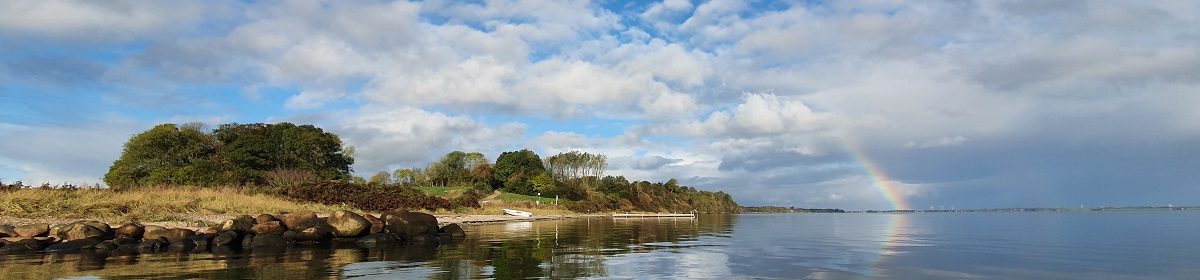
left=2, top=0, right=1199, bottom=210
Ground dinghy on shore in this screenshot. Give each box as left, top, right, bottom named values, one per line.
left=502, top=208, right=534, bottom=217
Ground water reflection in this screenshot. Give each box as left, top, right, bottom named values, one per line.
left=0, top=215, right=736, bottom=279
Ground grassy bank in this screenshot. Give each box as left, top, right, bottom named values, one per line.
left=0, top=187, right=352, bottom=225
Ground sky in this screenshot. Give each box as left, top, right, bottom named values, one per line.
left=2, top=0, right=1199, bottom=210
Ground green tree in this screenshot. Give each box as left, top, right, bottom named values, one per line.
left=104, top=122, right=354, bottom=188
left=493, top=149, right=545, bottom=190
left=392, top=168, right=424, bottom=185
left=104, top=123, right=219, bottom=188
left=368, top=171, right=391, bottom=184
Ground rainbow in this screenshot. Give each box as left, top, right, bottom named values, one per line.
left=842, top=138, right=911, bottom=210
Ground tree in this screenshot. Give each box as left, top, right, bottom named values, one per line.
left=392, top=168, right=424, bottom=185
left=428, top=151, right=492, bottom=186
left=546, top=151, right=607, bottom=181
left=104, top=122, right=354, bottom=188
left=104, top=123, right=219, bottom=188
left=368, top=171, right=391, bottom=184
left=493, top=149, right=545, bottom=189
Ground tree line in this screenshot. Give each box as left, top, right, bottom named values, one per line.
left=104, top=122, right=739, bottom=213
left=375, top=149, right=739, bottom=213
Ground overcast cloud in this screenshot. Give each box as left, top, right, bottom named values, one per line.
left=2, top=0, right=1198, bottom=210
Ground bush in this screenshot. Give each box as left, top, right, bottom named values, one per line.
left=277, top=182, right=453, bottom=212
left=451, top=188, right=486, bottom=209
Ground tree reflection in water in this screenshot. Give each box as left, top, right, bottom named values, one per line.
left=0, top=215, right=736, bottom=279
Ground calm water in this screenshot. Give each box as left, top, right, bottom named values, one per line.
left=3, top=212, right=1199, bottom=279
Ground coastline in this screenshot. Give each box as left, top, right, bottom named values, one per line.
left=0, top=213, right=603, bottom=231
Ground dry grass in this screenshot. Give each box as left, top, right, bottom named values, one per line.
left=0, top=186, right=353, bottom=225
left=432, top=200, right=577, bottom=216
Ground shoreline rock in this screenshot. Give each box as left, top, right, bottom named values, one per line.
left=0, top=210, right=484, bottom=256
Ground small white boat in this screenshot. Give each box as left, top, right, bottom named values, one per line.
left=502, top=208, right=534, bottom=217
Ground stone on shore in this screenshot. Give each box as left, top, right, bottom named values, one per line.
left=328, top=211, right=370, bottom=237
left=76, top=221, right=112, bottom=235
left=62, top=223, right=107, bottom=241
left=439, top=224, right=466, bottom=238
left=164, top=228, right=195, bottom=244
left=136, top=237, right=169, bottom=253
left=111, top=237, right=139, bottom=246
left=212, top=231, right=240, bottom=246
left=282, top=212, right=318, bottom=229
left=197, top=227, right=219, bottom=235
left=252, top=221, right=287, bottom=235
left=363, top=213, right=384, bottom=234
left=241, top=233, right=255, bottom=248
left=382, top=211, right=439, bottom=239
left=251, top=233, right=287, bottom=248
left=256, top=214, right=280, bottom=224
left=15, top=223, right=49, bottom=238
left=355, top=233, right=398, bottom=248
left=115, top=223, right=145, bottom=239
left=0, top=224, right=16, bottom=237
left=219, top=218, right=254, bottom=233
left=143, top=227, right=169, bottom=241
left=190, top=235, right=212, bottom=252
left=144, top=225, right=167, bottom=234
left=0, top=238, right=52, bottom=252
left=45, top=238, right=103, bottom=253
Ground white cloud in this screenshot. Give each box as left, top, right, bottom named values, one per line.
left=0, top=0, right=214, bottom=42
left=331, top=106, right=525, bottom=174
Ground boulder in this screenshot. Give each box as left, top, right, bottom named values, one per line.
left=167, top=237, right=197, bottom=251
left=212, top=231, right=240, bottom=246
left=382, top=211, right=439, bottom=239
left=250, top=233, right=287, bottom=248
left=219, top=218, right=254, bottom=233
left=143, top=227, right=169, bottom=241
left=164, top=228, right=195, bottom=244
left=144, top=225, right=167, bottom=234
left=362, top=213, right=384, bottom=234
left=0, top=238, right=51, bottom=252
left=45, top=238, right=103, bottom=253
left=197, top=227, right=219, bottom=235
left=439, top=224, right=466, bottom=238
left=241, top=233, right=255, bottom=248
left=62, top=223, right=107, bottom=241
left=282, top=212, right=318, bottom=230
left=251, top=221, right=286, bottom=235
left=136, top=237, right=169, bottom=253
left=49, top=224, right=69, bottom=239
left=328, top=211, right=370, bottom=237
left=255, top=214, right=280, bottom=224
left=0, top=224, right=17, bottom=237
left=76, top=221, right=112, bottom=234
left=15, top=223, right=49, bottom=238
left=111, top=243, right=139, bottom=256
left=191, top=235, right=212, bottom=251
left=285, top=226, right=334, bottom=243
left=355, top=233, right=398, bottom=248
left=111, top=237, right=139, bottom=246
left=115, top=223, right=145, bottom=239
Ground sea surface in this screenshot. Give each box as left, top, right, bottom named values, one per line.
left=3, top=212, right=1199, bottom=279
